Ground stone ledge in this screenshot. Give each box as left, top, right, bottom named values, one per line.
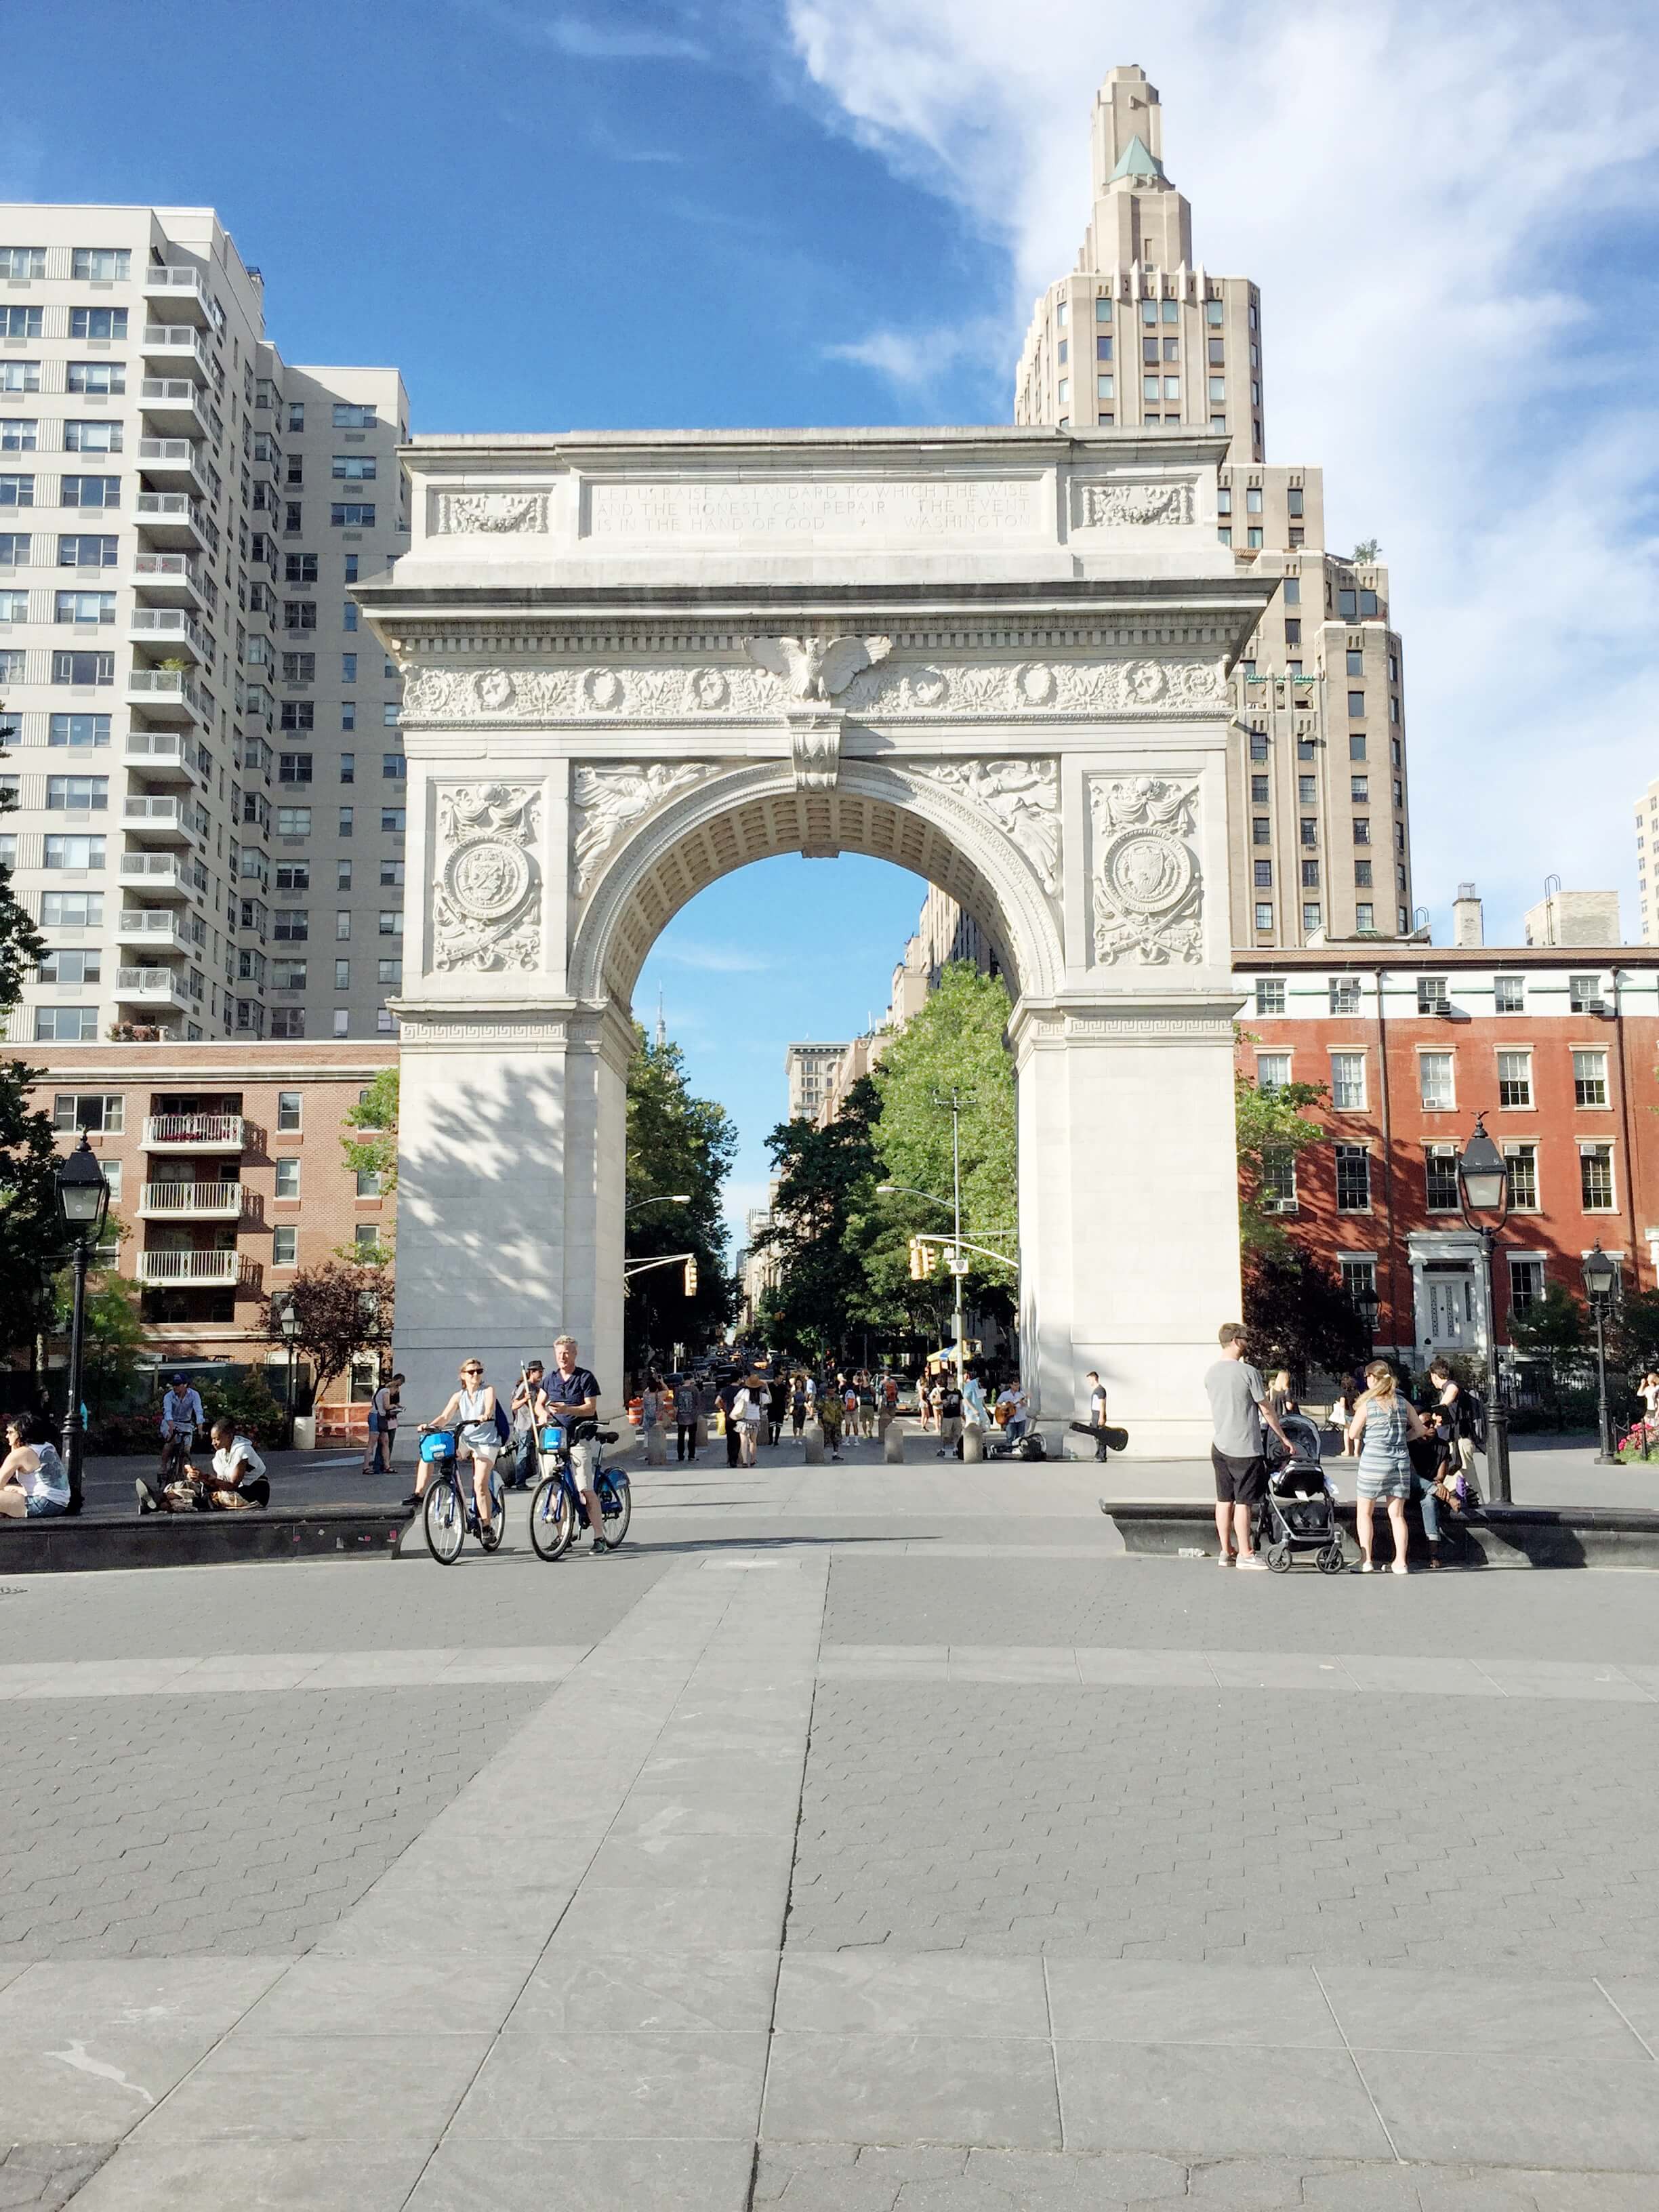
left=0, top=1503, right=410, bottom=1575
left=1103, top=1497, right=1659, bottom=1570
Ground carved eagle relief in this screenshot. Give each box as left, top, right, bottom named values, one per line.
left=743, top=634, right=893, bottom=703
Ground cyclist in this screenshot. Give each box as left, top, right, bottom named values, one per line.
left=424, top=1359, right=501, bottom=1540
left=537, top=1335, right=607, bottom=1554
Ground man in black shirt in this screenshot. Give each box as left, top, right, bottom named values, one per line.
left=537, top=1334, right=607, bottom=1552
left=716, top=1376, right=742, bottom=1469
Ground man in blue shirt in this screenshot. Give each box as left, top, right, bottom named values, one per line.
left=537, top=1335, right=607, bottom=1553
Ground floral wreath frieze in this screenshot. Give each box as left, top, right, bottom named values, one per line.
left=911, top=759, right=1060, bottom=897
left=400, top=655, right=1229, bottom=726
left=432, top=783, right=541, bottom=975
left=1088, top=776, right=1204, bottom=968
left=433, top=490, right=551, bottom=535
left=572, top=763, right=713, bottom=897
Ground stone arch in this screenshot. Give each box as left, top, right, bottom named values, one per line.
left=568, top=758, right=1064, bottom=1011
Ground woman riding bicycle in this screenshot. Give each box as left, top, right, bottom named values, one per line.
left=424, top=1359, right=501, bottom=1540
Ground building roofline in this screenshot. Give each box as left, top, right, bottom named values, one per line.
left=1233, top=945, right=1640, bottom=970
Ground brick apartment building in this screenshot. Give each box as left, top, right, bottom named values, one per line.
left=29, top=1039, right=394, bottom=1427
left=1238, top=945, right=1658, bottom=1368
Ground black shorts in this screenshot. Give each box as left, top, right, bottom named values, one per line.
left=1212, top=1448, right=1267, bottom=1505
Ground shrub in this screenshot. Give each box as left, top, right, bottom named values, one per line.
left=199, top=1372, right=286, bottom=1446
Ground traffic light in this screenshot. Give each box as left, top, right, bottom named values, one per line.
left=682, top=1255, right=698, bottom=1296
left=909, top=1237, right=937, bottom=1280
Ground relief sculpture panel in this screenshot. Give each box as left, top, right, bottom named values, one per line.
left=1088, top=776, right=1204, bottom=967
left=431, top=783, right=541, bottom=974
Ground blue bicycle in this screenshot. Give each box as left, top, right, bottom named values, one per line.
left=527, top=1422, right=631, bottom=1559
left=418, top=1428, right=506, bottom=1565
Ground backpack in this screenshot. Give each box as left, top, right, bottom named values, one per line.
left=493, top=1399, right=512, bottom=1444
left=1459, top=1388, right=1488, bottom=1451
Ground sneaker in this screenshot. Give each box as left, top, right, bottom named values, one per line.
left=1216, top=1551, right=1234, bottom=1567
left=135, top=1477, right=155, bottom=1515
left=401, top=1492, right=420, bottom=1511
left=1235, top=1553, right=1269, bottom=1572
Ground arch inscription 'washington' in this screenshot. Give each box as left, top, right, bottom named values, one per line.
left=356, top=428, right=1275, bottom=1454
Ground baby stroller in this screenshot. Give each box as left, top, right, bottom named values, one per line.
left=1259, top=1413, right=1347, bottom=1574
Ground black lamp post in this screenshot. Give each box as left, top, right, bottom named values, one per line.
left=1582, top=1241, right=1618, bottom=1465
left=1456, top=1112, right=1511, bottom=1505
left=275, top=1294, right=302, bottom=1447
left=54, top=1133, right=110, bottom=1516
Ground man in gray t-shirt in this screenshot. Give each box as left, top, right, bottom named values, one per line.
left=1204, top=1324, right=1294, bottom=1570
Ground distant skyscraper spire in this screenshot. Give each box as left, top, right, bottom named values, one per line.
left=655, top=986, right=667, bottom=1050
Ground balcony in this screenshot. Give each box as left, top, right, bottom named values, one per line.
left=116, top=909, right=187, bottom=949
left=138, top=325, right=209, bottom=380
left=136, top=437, right=209, bottom=497
left=113, top=966, right=190, bottom=1012
left=122, top=795, right=197, bottom=844
left=123, top=731, right=197, bottom=784
left=140, top=1182, right=243, bottom=1221
left=119, top=853, right=192, bottom=901
left=131, top=551, right=206, bottom=610
left=142, top=1113, right=245, bottom=1151
left=141, top=266, right=211, bottom=326
left=134, top=491, right=212, bottom=554
left=126, top=669, right=206, bottom=728
left=128, top=608, right=211, bottom=665
left=138, top=379, right=209, bottom=437
left=137, top=1249, right=245, bottom=1287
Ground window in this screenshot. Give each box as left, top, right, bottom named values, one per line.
left=0, top=308, right=42, bottom=339
left=71, top=247, right=130, bottom=281
left=279, top=703, right=314, bottom=736
left=1261, top=1151, right=1297, bottom=1214
left=276, top=806, right=310, bottom=836
left=330, top=503, right=375, bottom=529
left=272, top=909, right=308, bottom=941
left=1340, top=1256, right=1378, bottom=1314
left=1208, top=376, right=1226, bottom=403
left=284, top=600, right=316, bottom=630
left=334, top=957, right=350, bottom=987
left=344, top=556, right=359, bottom=583
left=1349, top=775, right=1368, bottom=803
left=1282, top=577, right=1300, bottom=605
left=340, top=702, right=356, bottom=731
left=285, top=554, right=318, bottom=584
left=377, top=909, right=404, bottom=937
left=356, top=1166, right=382, bottom=1197
left=1246, top=487, right=1263, bottom=515
left=1418, top=1052, right=1454, bottom=1111
left=41, top=891, right=102, bottom=928
left=0, top=247, right=43, bottom=279
left=1143, top=375, right=1160, bottom=402
left=1347, top=691, right=1365, bottom=718
left=338, top=806, right=354, bottom=836
left=1416, top=975, right=1449, bottom=1015
left=58, top=535, right=117, bottom=567
left=1574, top=1049, right=1609, bottom=1108
left=43, top=834, right=104, bottom=867
left=380, top=807, right=405, bottom=834
left=376, top=1007, right=395, bottom=1034
left=332, top=404, right=378, bottom=430
left=0, top=474, right=34, bottom=508
left=274, top=1158, right=300, bottom=1200
left=1425, top=1147, right=1460, bottom=1212
left=1356, top=903, right=1374, bottom=932
left=61, top=476, right=120, bottom=510
left=1509, top=1256, right=1544, bottom=1315
left=381, top=752, right=405, bottom=781
left=1249, top=774, right=1269, bottom=806
left=1302, top=902, right=1323, bottom=932
left=1580, top=1145, right=1614, bottom=1212
left=1297, top=775, right=1317, bottom=805
left=1300, top=819, right=1318, bottom=848
left=46, top=774, right=107, bottom=812
left=342, top=601, right=357, bottom=632
left=1252, top=859, right=1273, bottom=888
left=1097, top=329, right=1113, bottom=360
left=1254, top=902, right=1273, bottom=931
left=0, top=588, right=25, bottom=619
left=377, top=957, right=402, bottom=986
left=333, top=1010, right=350, bottom=1037
left=276, top=1090, right=302, bottom=1133
left=1248, top=818, right=1270, bottom=849
left=338, top=859, right=355, bottom=891
left=335, top=909, right=351, bottom=941
left=1300, top=861, right=1320, bottom=888
left=51, top=650, right=114, bottom=686
left=1335, top=1145, right=1371, bottom=1212
left=1496, top=1050, right=1532, bottom=1108
left=1330, top=1052, right=1367, bottom=1110
left=0, top=532, right=28, bottom=563
left=1256, top=1051, right=1292, bottom=1094
left=1328, top=975, right=1362, bottom=1016
left=1249, top=734, right=1267, bottom=762
left=278, top=750, right=313, bottom=782
left=331, top=454, right=377, bottom=480
left=272, top=958, right=307, bottom=990
left=54, top=590, right=115, bottom=623
left=379, top=859, right=404, bottom=887
left=1247, top=527, right=1263, bottom=548
left=66, top=361, right=124, bottom=396
left=63, top=421, right=121, bottom=455
left=1347, top=649, right=1365, bottom=678
left=37, top=947, right=102, bottom=984
left=1349, top=734, right=1367, bottom=763
left=273, top=1225, right=298, bottom=1266
left=1284, top=620, right=1300, bottom=647
left=0, top=419, right=35, bottom=453
left=35, top=1008, right=98, bottom=1041
left=1569, top=973, right=1602, bottom=1013
left=1506, top=1144, right=1538, bottom=1212
left=52, top=1092, right=121, bottom=1134
left=337, top=752, right=355, bottom=784
left=1494, top=975, right=1525, bottom=1012
left=1287, top=487, right=1304, bottom=518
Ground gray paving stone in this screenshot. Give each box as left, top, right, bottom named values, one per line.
left=1045, top=1959, right=1341, bottom=2049
left=133, top=2031, right=491, bottom=2147
left=763, top=2030, right=1061, bottom=2148
left=0, top=2141, right=114, bottom=2211
left=406, top=2136, right=756, bottom=2209
left=510, top=1950, right=779, bottom=2033
left=1363, top=2049, right=1659, bottom=2170
left=1054, top=2041, right=1392, bottom=2159
left=449, top=2026, right=769, bottom=2141
left=1319, top=1966, right=1645, bottom=2057
left=62, top=2141, right=428, bottom=2211
left=776, top=1953, right=1048, bottom=2037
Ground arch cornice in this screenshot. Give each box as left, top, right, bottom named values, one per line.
left=567, top=757, right=1065, bottom=1007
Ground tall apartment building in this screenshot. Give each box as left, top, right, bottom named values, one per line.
left=0, top=205, right=408, bottom=1052
left=1638, top=782, right=1659, bottom=943
left=784, top=1040, right=847, bottom=1122
left=1014, top=66, right=1415, bottom=948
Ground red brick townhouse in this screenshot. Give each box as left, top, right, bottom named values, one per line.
left=1235, top=945, right=1659, bottom=1368
left=24, top=1040, right=396, bottom=1431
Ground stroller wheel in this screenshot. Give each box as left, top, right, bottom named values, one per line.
left=1317, top=1542, right=1347, bottom=1575
left=1267, top=1542, right=1291, bottom=1573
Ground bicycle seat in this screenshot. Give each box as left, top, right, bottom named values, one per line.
left=598, top=1429, right=619, bottom=1444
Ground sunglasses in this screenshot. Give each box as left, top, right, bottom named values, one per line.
left=461, top=1366, right=483, bottom=1376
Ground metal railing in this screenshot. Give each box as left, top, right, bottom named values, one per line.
left=140, top=1183, right=243, bottom=1217
left=142, top=1113, right=245, bottom=1148
left=136, top=1249, right=241, bottom=1286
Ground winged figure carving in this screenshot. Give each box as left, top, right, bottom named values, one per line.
left=743, top=634, right=893, bottom=702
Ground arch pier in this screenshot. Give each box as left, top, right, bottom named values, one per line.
left=356, top=428, right=1277, bottom=1456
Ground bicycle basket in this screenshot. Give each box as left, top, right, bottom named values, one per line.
left=539, top=1425, right=566, bottom=1451
left=419, top=1431, right=457, bottom=1463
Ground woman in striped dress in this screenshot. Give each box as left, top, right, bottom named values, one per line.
left=1345, top=1359, right=1429, bottom=1574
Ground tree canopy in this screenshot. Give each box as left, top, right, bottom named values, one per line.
left=1235, top=1064, right=1329, bottom=1252
left=0, top=716, right=69, bottom=1358
left=623, top=1025, right=738, bottom=1372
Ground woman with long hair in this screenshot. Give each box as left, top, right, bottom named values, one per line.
left=1345, top=1359, right=1428, bottom=1574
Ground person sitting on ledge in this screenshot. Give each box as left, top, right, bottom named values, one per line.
left=138, top=1417, right=269, bottom=1515
left=0, top=1412, right=70, bottom=1521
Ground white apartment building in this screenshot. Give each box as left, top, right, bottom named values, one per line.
left=783, top=1040, right=846, bottom=1122
left=1638, top=783, right=1659, bottom=943
left=1014, top=66, right=1414, bottom=948
left=0, top=205, right=408, bottom=1050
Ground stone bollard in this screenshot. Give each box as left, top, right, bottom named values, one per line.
left=883, top=1421, right=906, bottom=1465
left=962, top=1423, right=985, bottom=1462
left=646, top=1423, right=668, bottom=1467
left=804, top=1422, right=826, bottom=1466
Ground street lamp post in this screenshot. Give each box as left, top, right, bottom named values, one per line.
left=54, top=1133, right=110, bottom=1517
left=275, top=1294, right=302, bottom=1448
left=1582, top=1241, right=1618, bottom=1465
left=1455, top=1112, right=1511, bottom=1505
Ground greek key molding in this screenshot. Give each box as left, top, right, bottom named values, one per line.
left=430, top=783, right=541, bottom=975
left=573, top=762, right=712, bottom=897
left=1089, top=777, right=1204, bottom=968
left=395, top=1015, right=569, bottom=1046
left=433, top=490, right=551, bottom=535
left=910, top=758, right=1059, bottom=897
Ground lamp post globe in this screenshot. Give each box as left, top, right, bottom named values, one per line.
left=1454, top=1113, right=1512, bottom=1506
left=1582, top=1242, right=1618, bottom=1465
left=53, top=1133, right=110, bottom=1517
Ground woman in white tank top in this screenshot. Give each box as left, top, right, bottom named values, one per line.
left=427, top=1359, right=500, bottom=1536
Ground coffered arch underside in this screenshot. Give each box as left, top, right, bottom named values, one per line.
left=571, top=762, right=1061, bottom=1010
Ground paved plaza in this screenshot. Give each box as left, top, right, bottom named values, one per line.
left=0, top=1444, right=1656, bottom=2207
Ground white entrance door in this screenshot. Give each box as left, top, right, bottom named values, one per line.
left=1426, top=1272, right=1475, bottom=1349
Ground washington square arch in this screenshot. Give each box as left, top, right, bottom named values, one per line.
left=355, top=426, right=1277, bottom=1458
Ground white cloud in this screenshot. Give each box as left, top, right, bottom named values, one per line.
left=824, top=316, right=1004, bottom=393
left=464, top=1, right=708, bottom=60
left=783, top=0, right=1659, bottom=941
left=658, top=937, right=778, bottom=972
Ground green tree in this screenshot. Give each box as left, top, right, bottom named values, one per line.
left=262, top=1261, right=392, bottom=1409
left=60, top=1271, right=146, bottom=1415
left=760, top=1076, right=883, bottom=1363
left=1510, top=1282, right=1586, bottom=1429
left=0, top=707, right=68, bottom=1362
left=342, top=1065, right=399, bottom=1195
left=1352, top=538, right=1382, bottom=562
left=1235, top=1063, right=1328, bottom=1251
left=623, top=1025, right=737, bottom=1372
left=1243, top=1248, right=1369, bottom=1389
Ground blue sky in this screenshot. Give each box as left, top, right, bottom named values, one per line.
left=8, top=0, right=1658, bottom=1243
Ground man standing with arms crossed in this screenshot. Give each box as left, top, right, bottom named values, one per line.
left=538, top=1336, right=608, bottom=1555
left=1206, top=1324, right=1294, bottom=1570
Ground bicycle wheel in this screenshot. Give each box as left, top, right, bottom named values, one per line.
left=423, top=1476, right=466, bottom=1565
left=598, top=1471, right=632, bottom=1550
left=529, top=1472, right=575, bottom=1561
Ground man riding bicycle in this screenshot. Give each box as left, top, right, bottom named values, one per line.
left=536, top=1335, right=607, bottom=1555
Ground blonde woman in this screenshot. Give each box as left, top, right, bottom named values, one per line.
left=1345, top=1359, right=1427, bottom=1574
left=425, top=1359, right=500, bottom=1539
